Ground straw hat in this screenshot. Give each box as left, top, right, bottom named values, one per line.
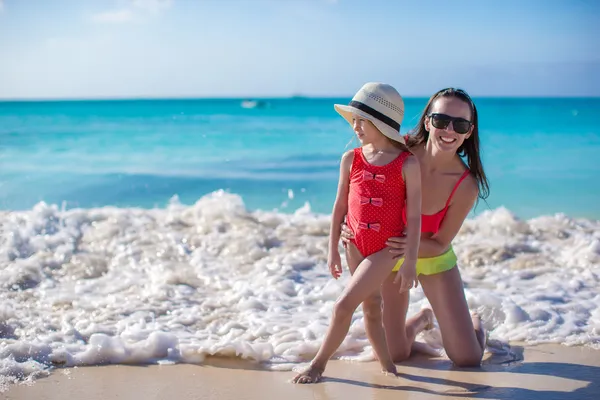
left=334, top=82, right=405, bottom=144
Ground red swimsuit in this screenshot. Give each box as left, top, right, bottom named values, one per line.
left=347, top=148, right=411, bottom=257
left=398, top=134, right=471, bottom=234
left=401, top=169, right=470, bottom=233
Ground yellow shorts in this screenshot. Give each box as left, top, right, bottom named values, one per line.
left=392, top=247, right=457, bottom=276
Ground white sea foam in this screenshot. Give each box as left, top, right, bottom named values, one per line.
left=0, top=191, right=599, bottom=386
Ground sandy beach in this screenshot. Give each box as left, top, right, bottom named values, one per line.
left=2, top=343, right=598, bottom=400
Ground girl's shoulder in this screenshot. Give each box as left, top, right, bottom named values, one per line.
left=401, top=152, right=419, bottom=171
left=340, top=149, right=356, bottom=171
left=342, top=148, right=358, bottom=161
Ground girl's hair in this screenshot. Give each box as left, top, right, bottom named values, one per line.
left=369, top=119, right=410, bottom=152
left=346, top=120, right=410, bottom=153
left=388, top=137, right=410, bottom=153
left=406, top=88, right=489, bottom=200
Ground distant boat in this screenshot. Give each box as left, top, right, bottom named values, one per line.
left=241, top=99, right=268, bottom=109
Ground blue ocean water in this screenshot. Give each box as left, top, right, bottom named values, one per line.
left=1, top=97, right=599, bottom=219
left=2, top=99, right=600, bottom=382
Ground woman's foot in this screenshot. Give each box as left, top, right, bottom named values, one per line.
left=421, top=308, right=435, bottom=330
left=470, top=311, right=487, bottom=352
left=292, top=364, right=324, bottom=384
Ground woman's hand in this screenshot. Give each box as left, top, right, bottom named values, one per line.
left=386, top=230, right=408, bottom=259
left=342, top=223, right=408, bottom=259
left=340, top=222, right=354, bottom=246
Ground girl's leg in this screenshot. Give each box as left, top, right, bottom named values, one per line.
left=419, top=266, right=485, bottom=367
left=292, top=247, right=398, bottom=384
left=344, top=244, right=395, bottom=373
left=381, top=274, right=434, bottom=362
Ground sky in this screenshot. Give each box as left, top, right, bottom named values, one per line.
left=0, top=0, right=598, bottom=99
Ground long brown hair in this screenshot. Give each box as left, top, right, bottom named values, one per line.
left=406, top=88, right=489, bottom=200
left=388, top=137, right=410, bottom=153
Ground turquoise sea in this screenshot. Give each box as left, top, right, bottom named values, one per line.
left=1, top=97, right=600, bottom=383
left=1, top=97, right=599, bottom=219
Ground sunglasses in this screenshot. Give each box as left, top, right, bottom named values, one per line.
left=429, top=113, right=472, bottom=134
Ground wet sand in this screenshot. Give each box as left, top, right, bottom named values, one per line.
left=2, top=344, right=599, bottom=400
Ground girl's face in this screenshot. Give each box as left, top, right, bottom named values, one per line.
left=425, top=96, right=474, bottom=153
left=352, top=115, right=382, bottom=145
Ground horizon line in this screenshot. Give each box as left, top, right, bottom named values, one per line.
left=1, top=94, right=599, bottom=102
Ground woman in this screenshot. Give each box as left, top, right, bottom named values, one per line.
left=341, top=87, right=489, bottom=367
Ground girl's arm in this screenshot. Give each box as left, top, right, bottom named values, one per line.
left=328, top=150, right=353, bottom=250
left=418, top=175, right=478, bottom=257
left=402, top=155, right=422, bottom=262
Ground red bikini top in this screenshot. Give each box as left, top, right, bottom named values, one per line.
left=403, top=169, right=471, bottom=234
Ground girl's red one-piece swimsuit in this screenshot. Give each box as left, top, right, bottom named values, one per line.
left=346, top=147, right=411, bottom=257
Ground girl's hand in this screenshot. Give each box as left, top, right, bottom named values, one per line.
left=386, top=230, right=408, bottom=259
left=328, top=249, right=343, bottom=279
left=340, top=222, right=355, bottom=246
left=393, top=259, right=418, bottom=293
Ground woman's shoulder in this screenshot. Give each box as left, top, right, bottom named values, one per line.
left=454, top=167, right=479, bottom=202
left=402, top=151, right=418, bottom=165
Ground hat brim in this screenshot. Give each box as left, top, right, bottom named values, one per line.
left=334, top=104, right=405, bottom=144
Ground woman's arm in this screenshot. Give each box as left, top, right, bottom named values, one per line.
left=328, top=150, right=353, bottom=251
left=385, top=173, right=479, bottom=258
left=401, top=155, right=422, bottom=262
left=418, top=175, right=478, bottom=257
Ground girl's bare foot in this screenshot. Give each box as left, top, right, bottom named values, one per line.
left=381, top=364, right=398, bottom=376
left=291, top=364, right=324, bottom=384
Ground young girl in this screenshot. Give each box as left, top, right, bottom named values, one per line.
left=292, top=82, right=422, bottom=384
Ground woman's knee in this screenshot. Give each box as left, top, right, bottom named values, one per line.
left=420, top=268, right=482, bottom=368
left=448, top=351, right=482, bottom=368
left=390, top=345, right=411, bottom=363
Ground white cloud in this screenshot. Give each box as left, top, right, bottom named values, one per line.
left=0, top=0, right=4, bottom=12
left=92, top=9, right=135, bottom=24
left=91, top=0, right=172, bottom=24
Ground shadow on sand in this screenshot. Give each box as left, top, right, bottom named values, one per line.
left=322, top=344, right=599, bottom=399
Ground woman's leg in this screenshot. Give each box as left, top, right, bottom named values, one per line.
left=419, top=266, right=485, bottom=367
left=292, top=246, right=398, bottom=384
left=381, top=274, right=434, bottom=362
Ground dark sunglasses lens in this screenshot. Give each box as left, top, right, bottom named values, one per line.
left=431, top=114, right=450, bottom=129
left=453, top=120, right=471, bottom=134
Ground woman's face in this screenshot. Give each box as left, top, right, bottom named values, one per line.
left=424, top=96, right=474, bottom=153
